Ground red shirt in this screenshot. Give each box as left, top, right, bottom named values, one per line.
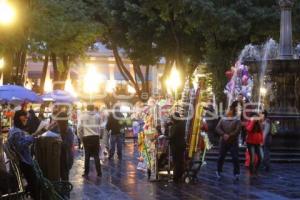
left=246, top=120, right=263, bottom=145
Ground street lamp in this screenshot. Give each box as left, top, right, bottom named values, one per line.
left=260, top=87, right=267, bottom=96
left=165, top=62, right=181, bottom=100
left=44, top=78, right=53, bottom=93
left=83, top=65, right=101, bottom=102
left=0, top=0, right=16, bottom=25
left=106, top=79, right=116, bottom=94
left=65, top=77, right=77, bottom=97
left=127, top=85, right=136, bottom=94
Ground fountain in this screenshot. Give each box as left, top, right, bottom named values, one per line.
left=243, top=0, right=300, bottom=148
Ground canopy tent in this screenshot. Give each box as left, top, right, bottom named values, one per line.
left=41, top=90, right=78, bottom=103
left=0, top=85, right=41, bottom=104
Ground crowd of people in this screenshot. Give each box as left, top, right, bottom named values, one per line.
left=215, top=94, right=272, bottom=180
left=0, top=104, right=125, bottom=199
left=0, top=93, right=275, bottom=198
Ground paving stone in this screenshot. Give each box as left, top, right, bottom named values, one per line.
left=69, top=143, right=300, bottom=200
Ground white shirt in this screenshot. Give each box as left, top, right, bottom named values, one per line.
left=78, top=111, right=101, bottom=138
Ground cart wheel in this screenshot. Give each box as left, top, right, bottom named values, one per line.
left=185, top=176, right=191, bottom=184
left=147, top=169, right=151, bottom=180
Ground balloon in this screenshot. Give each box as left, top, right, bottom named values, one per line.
left=242, top=75, right=249, bottom=85
left=237, top=67, right=243, bottom=77
left=225, top=70, right=234, bottom=80
left=242, top=66, right=249, bottom=77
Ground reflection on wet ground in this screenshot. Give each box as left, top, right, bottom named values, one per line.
left=70, top=142, right=300, bottom=200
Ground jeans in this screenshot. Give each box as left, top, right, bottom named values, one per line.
left=82, top=136, right=102, bottom=176
left=247, top=144, right=264, bottom=174
left=110, top=134, right=123, bottom=158
left=217, top=141, right=240, bottom=175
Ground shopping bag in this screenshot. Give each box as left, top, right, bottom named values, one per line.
left=245, top=149, right=258, bottom=167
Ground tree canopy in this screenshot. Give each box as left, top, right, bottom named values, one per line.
left=1, top=0, right=299, bottom=101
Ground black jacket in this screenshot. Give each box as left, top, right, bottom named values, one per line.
left=170, top=120, right=186, bottom=151
left=106, top=113, right=123, bottom=135
left=26, top=110, right=41, bottom=134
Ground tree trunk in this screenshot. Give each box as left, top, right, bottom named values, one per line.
left=40, top=55, right=49, bottom=94
left=143, top=65, right=150, bottom=101
left=112, top=45, right=136, bottom=85
left=19, top=51, right=27, bottom=85
left=51, top=52, right=60, bottom=90
left=58, top=55, right=70, bottom=90
left=3, top=52, right=13, bottom=84
left=112, top=45, right=151, bottom=102
left=14, top=52, right=21, bottom=84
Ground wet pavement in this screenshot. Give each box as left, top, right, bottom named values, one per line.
left=70, top=142, right=300, bottom=200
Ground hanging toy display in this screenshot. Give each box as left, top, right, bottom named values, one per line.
left=224, top=61, right=253, bottom=105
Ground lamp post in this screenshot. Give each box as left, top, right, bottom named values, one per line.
left=166, top=62, right=181, bottom=100
left=0, top=0, right=16, bottom=25
left=83, top=65, right=101, bottom=103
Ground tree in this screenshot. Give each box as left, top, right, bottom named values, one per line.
left=195, top=0, right=279, bottom=102
left=86, top=0, right=206, bottom=99
left=31, top=0, right=101, bottom=90
left=0, top=0, right=32, bottom=85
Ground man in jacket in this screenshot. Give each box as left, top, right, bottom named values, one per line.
left=78, top=104, right=102, bottom=177
left=215, top=102, right=241, bottom=180
left=106, top=109, right=123, bottom=160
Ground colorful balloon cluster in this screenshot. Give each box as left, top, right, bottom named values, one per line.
left=224, top=61, right=253, bottom=103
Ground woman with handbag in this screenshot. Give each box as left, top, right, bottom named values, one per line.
left=245, top=113, right=264, bottom=176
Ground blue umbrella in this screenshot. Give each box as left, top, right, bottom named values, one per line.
left=0, top=85, right=41, bottom=103
left=42, top=90, right=77, bottom=103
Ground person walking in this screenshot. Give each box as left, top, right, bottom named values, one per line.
left=169, top=112, right=186, bottom=183
left=8, top=110, right=40, bottom=199
left=78, top=104, right=102, bottom=178
left=261, top=110, right=272, bottom=171
left=106, top=110, right=123, bottom=160
left=216, top=102, right=241, bottom=180
left=245, top=113, right=264, bottom=176
left=54, top=112, right=74, bottom=181
left=237, top=93, right=247, bottom=146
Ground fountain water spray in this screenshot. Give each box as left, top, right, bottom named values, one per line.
left=258, top=39, right=279, bottom=111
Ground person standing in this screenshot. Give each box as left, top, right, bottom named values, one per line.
left=245, top=113, right=264, bottom=176
left=132, top=119, right=140, bottom=145
left=237, top=94, right=247, bottom=146
left=169, top=112, right=186, bottom=183
left=78, top=104, right=102, bottom=177
left=106, top=110, right=123, bottom=160
left=261, top=110, right=272, bottom=171
left=8, top=110, right=40, bottom=199
left=54, top=112, right=74, bottom=181
left=26, top=109, right=41, bottom=135
left=216, top=102, right=241, bottom=180
left=71, top=107, right=82, bottom=150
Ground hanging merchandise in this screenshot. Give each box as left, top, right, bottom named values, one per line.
left=224, top=61, right=253, bottom=106
left=135, top=65, right=213, bottom=183
left=180, top=66, right=213, bottom=183
left=186, top=77, right=209, bottom=158
left=135, top=97, right=174, bottom=181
